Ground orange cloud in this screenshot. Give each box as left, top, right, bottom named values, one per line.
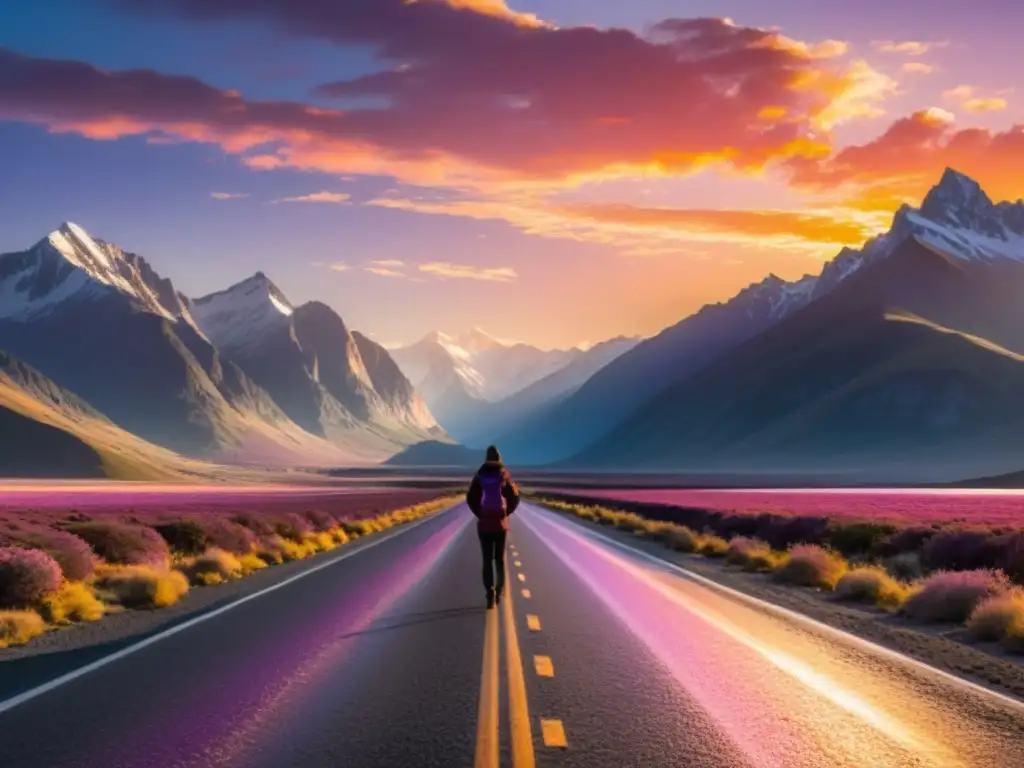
left=0, top=9, right=889, bottom=192
left=418, top=262, right=518, bottom=282
left=786, top=109, right=1024, bottom=210
left=366, top=195, right=884, bottom=258
left=550, top=204, right=876, bottom=246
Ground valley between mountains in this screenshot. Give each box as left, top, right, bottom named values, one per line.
left=5, top=168, right=1024, bottom=483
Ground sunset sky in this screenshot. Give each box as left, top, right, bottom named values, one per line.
left=2, top=1, right=1023, bottom=349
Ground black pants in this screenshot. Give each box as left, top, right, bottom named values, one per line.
left=479, top=530, right=507, bottom=594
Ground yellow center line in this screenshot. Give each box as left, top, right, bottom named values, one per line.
left=526, top=614, right=541, bottom=631
left=521, top=589, right=531, bottom=599
left=541, top=719, right=569, bottom=748
left=504, top=564, right=537, bottom=768
left=514, top=560, right=522, bottom=567
left=474, top=604, right=500, bottom=768
left=533, top=655, right=554, bottom=677
left=518, top=573, right=526, bottom=582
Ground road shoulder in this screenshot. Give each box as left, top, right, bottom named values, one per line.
left=534, top=503, right=1024, bottom=702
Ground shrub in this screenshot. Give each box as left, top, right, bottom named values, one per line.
left=757, top=515, right=830, bottom=550
left=182, top=548, right=243, bottom=586
left=256, top=536, right=287, bottom=564
left=921, top=529, right=1000, bottom=572
left=200, top=519, right=257, bottom=555
left=725, top=537, right=770, bottom=567
left=663, top=525, right=700, bottom=553
left=698, top=535, right=729, bottom=558
left=1003, top=615, right=1024, bottom=654
left=39, top=581, right=105, bottom=623
left=876, top=526, right=937, bottom=557
left=65, top=522, right=170, bottom=566
left=828, top=522, right=898, bottom=557
left=967, top=591, right=1024, bottom=642
left=0, top=610, right=46, bottom=647
left=716, top=513, right=761, bottom=539
left=330, top=528, right=351, bottom=547
left=885, top=552, right=924, bottom=581
left=94, top=565, right=189, bottom=609
left=274, top=513, right=314, bottom=542
left=0, top=547, right=63, bottom=608
left=11, top=528, right=96, bottom=582
left=237, top=553, right=268, bottom=575
left=903, top=569, right=1010, bottom=623
left=744, top=549, right=788, bottom=574
left=305, top=531, right=337, bottom=553
left=232, top=514, right=276, bottom=538
left=775, top=544, right=847, bottom=589
left=835, top=566, right=911, bottom=609
left=154, top=520, right=208, bottom=556
left=305, top=510, right=338, bottom=533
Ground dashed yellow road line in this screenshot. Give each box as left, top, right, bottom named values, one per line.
left=533, top=655, right=554, bottom=678
left=541, top=719, right=568, bottom=748
left=514, top=560, right=522, bottom=567
left=518, top=573, right=526, bottom=582
left=521, top=589, right=531, bottom=599
left=504, top=565, right=537, bottom=768
left=526, top=614, right=541, bottom=631
left=474, top=604, right=500, bottom=768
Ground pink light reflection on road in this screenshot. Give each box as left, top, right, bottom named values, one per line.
left=522, top=506, right=989, bottom=768
left=99, top=514, right=468, bottom=768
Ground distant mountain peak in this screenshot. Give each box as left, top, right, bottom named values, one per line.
left=457, top=327, right=509, bottom=352
left=190, top=271, right=295, bottom=350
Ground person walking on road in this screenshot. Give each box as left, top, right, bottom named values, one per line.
left=466, top=445, right=521, bottom=609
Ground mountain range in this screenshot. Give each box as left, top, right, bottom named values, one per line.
left=388, top=330, right=639, bottom=443
left=0, top=222, right=445, bottom=471
left=552, top=169, right=1024, bottom=479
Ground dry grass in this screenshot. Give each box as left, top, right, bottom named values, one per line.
left=0, top=610, right=46, bottom=647
left=967, top=590, right=1024, bottom=642
left=698, top=535, right=730, bottom=558
left=94, top=564, right=190, bottom=609
left=664, top=525, right=701, bottom=553
left=903, top=569, right=1011, bottom=624
left=835, top=566, right=913, bottom=610
left=237, top=552, right=268, bottom=574
left=1003, top=615, right=1024, bottom=654
left=39, top=581, right=105, bottom=623
left=776, top=544, right=848, bottom=589
left=181, top=548, right=244, bottom=587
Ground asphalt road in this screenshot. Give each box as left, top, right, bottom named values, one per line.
left=2, top=502, right=1024, bottom=767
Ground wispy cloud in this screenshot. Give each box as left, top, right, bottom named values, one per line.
left=211, top=191, right=249, bottom=200
left=364, top=266, right=406, bottom=278
left=312, top=261, right=350, bottom=272
left=418, top=262, right=518, bottom=282
left=370, top=259, right=405, bottom=268
left=275, top=191, right=351, bottom=204
left=902, top=62, right=936, bottom=75
left=943, top=85, right=1009, bottom=113
left=871, top=40, right=948, bottom=56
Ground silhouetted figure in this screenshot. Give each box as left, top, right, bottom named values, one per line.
left=466, top=445, right=520, bottom=609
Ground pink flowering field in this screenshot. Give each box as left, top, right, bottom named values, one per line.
left=566, top=489, right=1024, bottom=526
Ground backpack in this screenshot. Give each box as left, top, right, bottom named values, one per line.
left=478, top=473, right=507, bottom=521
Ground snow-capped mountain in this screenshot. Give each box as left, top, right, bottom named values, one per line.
left=189, top=272, right=293, bottom=352
left=389, top=328, right=597, bottom=435
left=0, top=222, right=203, bottom=332
left=0, top=222, right=442, bottom=465
left=190, top=276, right=444, bottom=456
left=499, top=167, right=1024, bottom=465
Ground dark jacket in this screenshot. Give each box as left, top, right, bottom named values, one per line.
left=466, top=461, right=520, bottom=533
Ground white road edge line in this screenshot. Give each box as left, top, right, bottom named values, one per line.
left=0, top=505, right=459, bottom=717
left=523, top=503, right=1024, bottom=713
